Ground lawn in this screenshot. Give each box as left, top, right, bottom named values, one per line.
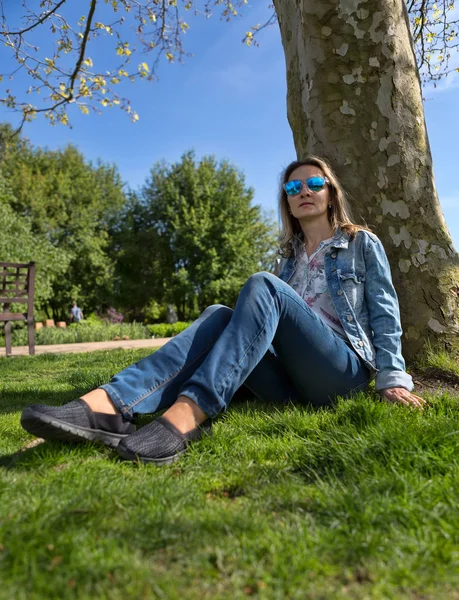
left=0, top=350, right=458, bottom=600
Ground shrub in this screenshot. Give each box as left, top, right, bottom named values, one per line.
left=0, top=322, right=150, bottom=346
left=81, top=313, right=105, bottom=326
left=0, top=320, right=192, bottom=346
left=147, top=322, right=191, bottom=338
left=143, top=299, right=169, bottom=323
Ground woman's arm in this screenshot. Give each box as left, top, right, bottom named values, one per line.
left=362, top=233, right=425, bottom=407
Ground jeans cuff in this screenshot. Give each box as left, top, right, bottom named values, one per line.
left=178, top=388, right=223, bottom=419
left=99, top=384, right=134, bottom=420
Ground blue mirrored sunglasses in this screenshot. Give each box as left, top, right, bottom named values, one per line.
left=283, top=176, right=330, bottom=196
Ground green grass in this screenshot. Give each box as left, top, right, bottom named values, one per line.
left=416, top=344, right=459, bottom=381
left=1, top=350, right=458, bottom=599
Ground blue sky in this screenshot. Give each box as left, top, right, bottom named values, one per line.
left=0, top=2, right=458, bottom=248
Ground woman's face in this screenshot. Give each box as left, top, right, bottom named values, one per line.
left=286, top=165, right=331, bottom=224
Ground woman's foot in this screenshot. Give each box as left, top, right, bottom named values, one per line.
left=160, top=395, right=209, bottom=433
left=117, top=416, right=212, bottom=465
left=80, top=389, right=119, bottom=414
left=20, top=396, right=135, bottom=447
left=117, top=396, right=211, bottom=464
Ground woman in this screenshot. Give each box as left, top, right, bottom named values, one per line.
left=21, top=156, right=425, bottom=464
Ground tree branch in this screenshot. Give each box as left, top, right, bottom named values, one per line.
left=67, top=0, right=97, bottom=97
left=0, top=0, right=67, bottom=36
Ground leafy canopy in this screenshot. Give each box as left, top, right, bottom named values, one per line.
left=0, top=126, right=276, bottom=321
left=0, top=170, right=70, bottom=311
left=112, top=150, right=277, bottom=319
left=0, top=124, right=127, bottom=319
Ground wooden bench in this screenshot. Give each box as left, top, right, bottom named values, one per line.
left=0, top=261, right=36, bottom=357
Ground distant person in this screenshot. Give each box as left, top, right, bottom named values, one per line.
left=69, top=302, right=84, bottom=323
left=22, top=156, right=425, bottom=465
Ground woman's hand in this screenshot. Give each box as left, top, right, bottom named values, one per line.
left=380, top=387, right=427, bottom=410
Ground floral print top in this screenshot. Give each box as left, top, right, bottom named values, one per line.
left=289, top=238, right=346, bottom=339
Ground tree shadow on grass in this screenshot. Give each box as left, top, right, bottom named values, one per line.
left=0, top=389, right=83, bottom=415
left=0, top=437, right=114, bottom=470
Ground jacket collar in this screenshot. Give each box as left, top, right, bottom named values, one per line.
left=330, top=228, right=350, bottom=250
left=292, top=228, right=350, bottom=254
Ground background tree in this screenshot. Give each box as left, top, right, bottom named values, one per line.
left=0, top=124, right=127, bottom=319
left=0, top=170, right=69, bottom=312
left=113, top=151, right=277, bottom=319
left=110, top=190, right=165, bottom=319
left=273, top=0, right=459, bottom=357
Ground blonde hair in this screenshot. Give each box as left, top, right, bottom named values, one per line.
left=278, top=156, right=371, bottom=257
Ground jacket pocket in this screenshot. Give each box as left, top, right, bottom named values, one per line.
left=339, top=271, right=365, bottom=284
left=338, top=271, right=365, bottom=309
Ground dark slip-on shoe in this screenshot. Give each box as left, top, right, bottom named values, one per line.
left=117, top=416, right=212, bottom=465
left=21, top=399, right=135, bottom=448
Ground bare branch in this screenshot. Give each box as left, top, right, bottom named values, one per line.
left=67, top=0, right=97, bottom=97
left=0, top=0, right=67, bottom=36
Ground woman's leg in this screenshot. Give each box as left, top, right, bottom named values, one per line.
left=22, top=273, right=369, bottom=450
left=99, top=304, right=233, bottom=419
left=121, top=271, right=369, bottom=420
left=177, top=272, right=370, bottom=415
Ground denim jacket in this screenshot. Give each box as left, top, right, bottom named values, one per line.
left=277, top=229, right=413, bottom=391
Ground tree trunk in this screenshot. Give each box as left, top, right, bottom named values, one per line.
left=273, top=0, right=459, bottom=358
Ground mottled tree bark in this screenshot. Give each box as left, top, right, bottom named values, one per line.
left=273, top=0, right=459, bottom=358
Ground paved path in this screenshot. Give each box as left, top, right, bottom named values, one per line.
left=0, top=337, right=171, bottom=357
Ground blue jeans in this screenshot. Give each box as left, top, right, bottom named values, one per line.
left=101, top=272, right=370, bottom=419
